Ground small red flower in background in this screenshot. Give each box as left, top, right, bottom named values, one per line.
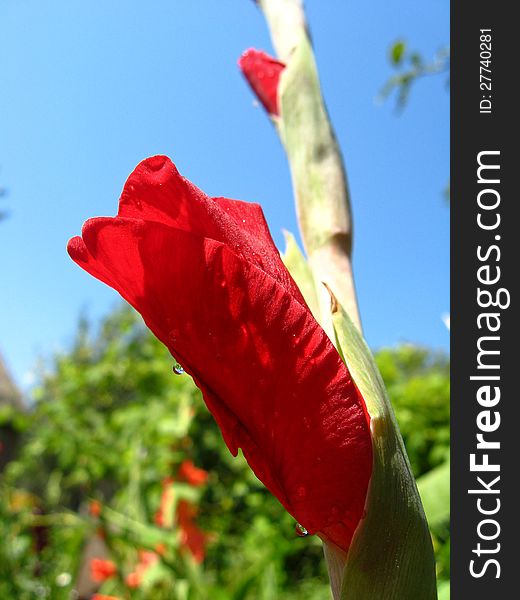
left=155, top=542, right=167, bottom=556
left=138, top=549, right=159, bottom=567
left=177, top=500, right=208, bottom=563
left=178, top=459, right=208, bottom=486
left=92, top=595, right=120, bottom=600
left=125, top=550, right=160, bottom=588
left=238, top=49, right=285, bottom=115
left=125, top=571, right=141, bottom=589
left=90, top=558, right=117, bottom=582
left=88, top=499, right=102, bottom=517
left=68, top=155, right=372, bottom=553
left=154, top=474, right=209, bottom=562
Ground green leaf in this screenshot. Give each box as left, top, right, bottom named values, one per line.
left=437, top=579, right=450, bottom=600
left=330, top=301, right=437, bottom=600
left=390, top=40, right=406, bottom=65
left=417, top=459, right=450, bottom=530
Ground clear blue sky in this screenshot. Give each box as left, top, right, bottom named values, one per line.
left=0, top=0, right=449, bottom=391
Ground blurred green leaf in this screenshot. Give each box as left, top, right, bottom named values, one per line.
left=417, top=459, right=450, bottom=530
left=437, top=579, right=450, bottom=600
left=390, top=40, right=406, bottom=65
left=379, top=43, right=450, bottom=111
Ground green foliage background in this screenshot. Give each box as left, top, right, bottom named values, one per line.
left=1, top=305, right=449, bottom=599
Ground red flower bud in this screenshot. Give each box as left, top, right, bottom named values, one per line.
left=68, top=156, right=372, bottom=552
left=238, top=49, right=285, bottom=116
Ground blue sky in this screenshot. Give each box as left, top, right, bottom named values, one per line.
left=0, top=0, right=449, bottom=391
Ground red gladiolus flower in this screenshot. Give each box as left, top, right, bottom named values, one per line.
left=67, top=155, right=372, bottom=552
left=90, top=558, right=117, bottom=582
left=238, top=49, right=285, bottom=116
left=178, top=460, right=208, bottom=486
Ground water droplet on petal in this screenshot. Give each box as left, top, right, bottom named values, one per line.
left=173, top=362, right=184, bottom=375
left=295, top=523, right=308, bottom=537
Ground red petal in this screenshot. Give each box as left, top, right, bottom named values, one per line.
left=238, top=49, right=285, bottom=116
left=68, top=217, right=372, bottom=551
left=116, top=156, right=303, bottom=304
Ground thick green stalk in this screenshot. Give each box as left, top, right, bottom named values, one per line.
left=258, top=0, right=307, bottom=63
left=259, top=0, right=361, bottom=331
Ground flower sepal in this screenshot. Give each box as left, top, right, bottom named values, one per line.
left=330, top=295, right=437, bottom=600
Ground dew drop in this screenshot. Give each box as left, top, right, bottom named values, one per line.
left=172, top=362, right=184, bottom=375
left=295, top=523, right=308, bottom=537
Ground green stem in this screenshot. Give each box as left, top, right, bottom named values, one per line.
left=259, top=0, right=361, bottom=332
